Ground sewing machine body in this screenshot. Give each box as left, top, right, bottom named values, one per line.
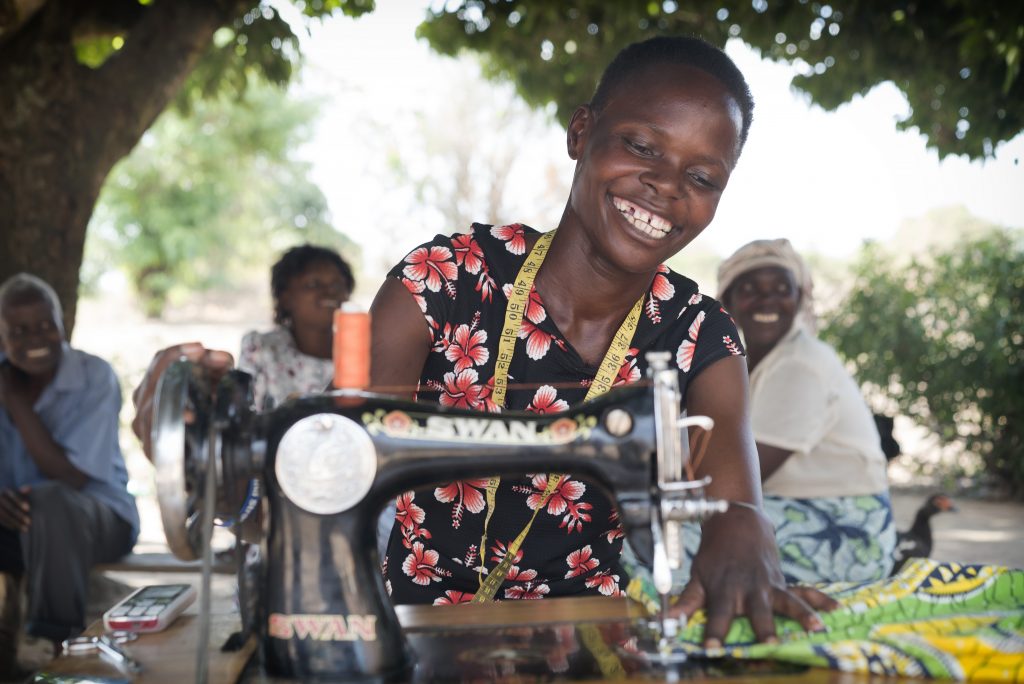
left=153, top=356, right=717, bottom=681
left=265, top=387, right=657, bottom=679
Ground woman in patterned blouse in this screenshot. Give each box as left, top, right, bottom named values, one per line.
left=237, top=244, right=355, bottom=411
left=369, top=36, right=835, bottom=648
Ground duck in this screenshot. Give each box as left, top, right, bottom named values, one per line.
left=891, top=493, right=957, bottom=574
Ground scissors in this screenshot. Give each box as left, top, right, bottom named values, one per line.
left=61, top=632, right=143, bottom=673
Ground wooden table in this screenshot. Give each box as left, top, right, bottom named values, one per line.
left=43, top=593, right=898, bottom=683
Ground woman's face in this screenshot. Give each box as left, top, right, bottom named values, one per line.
left=280, top=260, right=350, bottom=332
left=726, top=265, right=801, bottom=350
left=565, top=62, right=743, bottom=275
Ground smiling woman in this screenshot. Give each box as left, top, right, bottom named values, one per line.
left=717, top=238, right=896, bottom=583
left=237, top=244, right=356, bottom=411
left=366, top=35, right=836, bottom=645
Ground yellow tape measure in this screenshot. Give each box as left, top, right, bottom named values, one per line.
left=473, top=229, right=645, bottom=602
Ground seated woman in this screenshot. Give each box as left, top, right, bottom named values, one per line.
left=237, top=244, right=355, bottom=410
left=717, top=238, right=895, bottom=583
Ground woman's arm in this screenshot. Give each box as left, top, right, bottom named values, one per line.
left=675, top=355, right=836, bottom=646
left=757, top=442, right=794, bottom=481
left=369, top=278, right=433, bottom=398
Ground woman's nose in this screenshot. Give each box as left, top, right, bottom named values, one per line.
left=639, top=162, right=685, bottom=199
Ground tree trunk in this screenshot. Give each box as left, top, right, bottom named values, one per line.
left=0, top=0, right=237, bottom=336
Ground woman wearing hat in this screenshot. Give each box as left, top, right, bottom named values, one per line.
left=717, top=239, right=896, bottom=583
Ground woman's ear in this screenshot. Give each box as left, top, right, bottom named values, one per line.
left=566, top=105, right=594, bottom=160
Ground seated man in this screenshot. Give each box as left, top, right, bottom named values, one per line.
left=0, top=273, right=139, bottom=675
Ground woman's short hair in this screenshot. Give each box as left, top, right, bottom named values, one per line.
left=271, top=244, right=355, bottom=325
left=591, top=35, right=755, bottom=153
left=0, top=272, right=64, bottom=334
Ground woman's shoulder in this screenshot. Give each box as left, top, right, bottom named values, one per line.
left=654, top=266, right=730, bottom=327
left=240, top=327, right=294, bottom=354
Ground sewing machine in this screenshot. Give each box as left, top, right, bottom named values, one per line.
left=150, top=352, right=729, bottom=681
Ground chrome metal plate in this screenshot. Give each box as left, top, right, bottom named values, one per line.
left=274, top=413, right=377, bottom=515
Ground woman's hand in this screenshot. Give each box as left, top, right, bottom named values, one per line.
left=674, top=505, right=837, bottom=646
left=681, top=354, right=837, bottom=645
left=131, top=342, right=234, bottom=461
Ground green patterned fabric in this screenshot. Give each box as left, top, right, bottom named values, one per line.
left=662, top=559, right=1024, bottom=681
left=764, top=493, right=897, bottom=584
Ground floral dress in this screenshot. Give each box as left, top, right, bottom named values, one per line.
left=383, top=223, right=744, bottom=606
left=237, top=327, right=334, bottom=411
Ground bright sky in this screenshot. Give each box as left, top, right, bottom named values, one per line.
left=286, top=2, right=1024, bottom=277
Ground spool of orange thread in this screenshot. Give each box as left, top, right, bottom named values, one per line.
left=333, top=303, right=371, bottom=390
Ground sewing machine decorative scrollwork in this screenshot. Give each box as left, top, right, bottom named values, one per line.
left=150, top=352, right=729, bottom=681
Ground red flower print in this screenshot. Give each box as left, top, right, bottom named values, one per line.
left=560, top=500, right=593, bottom=533
left=613, top=349, right=641, bottom=387
left=564, top=545, right=600, bottom=578
left=652, top=266, right=675, bottom=299
left=491, top=223, right=527, bottom=255
left=527, top=474, right=585, bottom=516
left=584, top=570, right=621, bottom=596
left=434, top=478, right=489, bottom=529
left=475, top=270, right=496, bottom=303
left=402, top=246, right=458, bottom=294
left=451, top=233, right=484, bottom=274
left=505, top=565, right=538, bottom=582
left=525, top=288, right=547, bottom=324
left=396, top=491, right=425, bottom=531
left=645, top=266, right=676, bottom=323
left=433, top=590, right=475, bottom=606
left=520, top=320, right=554, bottom=360
left=526, top=385, right=569, bottom=414
left=395, top=491, right=431, bottom=549
left=723, top=334, right=742, bottom=356
left=402, top=542, right=444, bottom=586
left=504, top=581, right=550, bottom=600
left=675, top=310, right=705, bottom=373
left=445, top=322, right=489, bottom=372
left=489, top=540, right=524, bottom=565
left=438, top=368, right=489, bottom=409
left=400, top=277, right=428, bottom=313
left=605, top=510, right=624, bottom=542
left=689, top=293, right=704, bottom=305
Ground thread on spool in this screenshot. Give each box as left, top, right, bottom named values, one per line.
left=333, top=304, right=371, bottom=389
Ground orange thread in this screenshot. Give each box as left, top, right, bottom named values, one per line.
left=333, top=306, right=371, bottom=389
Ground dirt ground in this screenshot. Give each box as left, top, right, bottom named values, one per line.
left=890, top=488, right=1024, bottom=569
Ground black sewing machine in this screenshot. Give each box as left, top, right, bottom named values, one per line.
left=150, top=352, right=728, bottom=682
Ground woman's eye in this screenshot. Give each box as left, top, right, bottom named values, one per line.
left=624, top=138, right=653, bottom=156
left=689, top=172, right=717, bottom=190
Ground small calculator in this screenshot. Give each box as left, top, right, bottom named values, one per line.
left=103, top=583, right=197, bottom=633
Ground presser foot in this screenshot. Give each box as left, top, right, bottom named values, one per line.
left=617, top=616, right=691, bottom=670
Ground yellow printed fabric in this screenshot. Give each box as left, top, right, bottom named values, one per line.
left=669, top=560, right=1024, bottom=681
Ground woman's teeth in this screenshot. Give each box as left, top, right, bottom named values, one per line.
left=612, top=197, right=672, bottom=239
left=26, top=348, right=50, bottom=359
left=752, top=313, right=780, bottom=324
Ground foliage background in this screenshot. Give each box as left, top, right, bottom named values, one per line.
left=822, top=229, right=1024, bottom=495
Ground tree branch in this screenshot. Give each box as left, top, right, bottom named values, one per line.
left=81, top=0, right=243, bottom=177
